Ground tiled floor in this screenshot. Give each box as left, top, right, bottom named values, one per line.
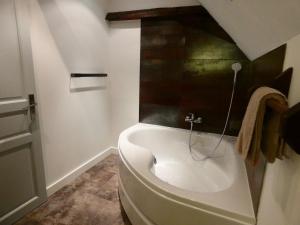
left=15, top=154, right=132, bottom=225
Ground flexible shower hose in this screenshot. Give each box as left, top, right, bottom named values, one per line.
left=189, top=71, right=238, bottom=161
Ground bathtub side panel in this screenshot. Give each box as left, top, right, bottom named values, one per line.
left=119, top=159, right=254, bottom=225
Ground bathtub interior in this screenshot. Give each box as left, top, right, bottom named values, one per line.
left=127, top=125, right=239, bottom=193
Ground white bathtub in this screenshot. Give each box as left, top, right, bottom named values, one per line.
left=118, top=123, right=255, bottom=225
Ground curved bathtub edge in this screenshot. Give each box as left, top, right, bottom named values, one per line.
left=119, top=151, right=256, bottom=225
left=119, top=175, right=155, bottom=225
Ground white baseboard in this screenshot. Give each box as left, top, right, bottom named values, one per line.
left=46, top=147, right=117, bottom=196
left=111, top=146, right=118, bottom=154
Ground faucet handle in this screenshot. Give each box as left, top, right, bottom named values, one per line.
left=194, top=117, right=202, bottom=124
left=185, top=113, right=194, bottom=122
left=188, top=113, right=195, bottom=120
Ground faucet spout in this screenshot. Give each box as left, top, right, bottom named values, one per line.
left=185, top=113, right=202, bottom=124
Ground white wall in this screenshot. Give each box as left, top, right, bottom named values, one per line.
left=30, top=0, right=112, bottom=194
left=38, top=0, right=109, bottom=73
left=257, top=34, right=300, bottom=225
left=199, top=0, right=300, bottom=60
left=108, top=21, right=141, bottom=146
left=108, top=0, right=199, bottom=12
left=29, top=0, right=202, bottom=196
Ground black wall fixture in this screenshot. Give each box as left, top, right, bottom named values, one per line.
left=71, top=73, right=107, bottom=78
left=106, top=6, right=208, bottom=21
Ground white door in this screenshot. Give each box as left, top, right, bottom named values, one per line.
left=0, top=0, right=47, bottom=224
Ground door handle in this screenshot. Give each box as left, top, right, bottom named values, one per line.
left=22, top=103, right=37, bottom=111
left=23, top=94, right=37, bottom=122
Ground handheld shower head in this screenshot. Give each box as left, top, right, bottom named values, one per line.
left=232, top=62, right=242, bottom=73
left=231, top=62, right=242, bottom=84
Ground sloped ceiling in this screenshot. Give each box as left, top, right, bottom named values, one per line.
left=199, top=0, right=300, bottom=60
left=107, top=0, right=300, bottom=60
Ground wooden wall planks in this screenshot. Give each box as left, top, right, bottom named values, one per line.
left=139, top=15, right=288, bottom=136
left=106, top=6, right=209, bottom=21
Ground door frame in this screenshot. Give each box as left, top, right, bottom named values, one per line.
left=0, top=0, right=47, bottom=224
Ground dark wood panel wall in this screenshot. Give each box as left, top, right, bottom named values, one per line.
left=139, top=15, right=288, bottom=136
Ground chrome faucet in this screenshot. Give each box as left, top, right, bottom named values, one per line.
left=185, top=113, right=202, bottom=124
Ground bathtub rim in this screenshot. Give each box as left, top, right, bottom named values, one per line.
left=118, top=123, right=256, bottom=224
left=128, top=124, right=239, bottom=193
left=119, top=154, right=255, bottom=225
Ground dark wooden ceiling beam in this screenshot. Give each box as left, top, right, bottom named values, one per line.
left=105, top=6, right=209, bottom=21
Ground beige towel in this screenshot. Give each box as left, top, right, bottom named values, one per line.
left=236, top=87, right=288, bottom=166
